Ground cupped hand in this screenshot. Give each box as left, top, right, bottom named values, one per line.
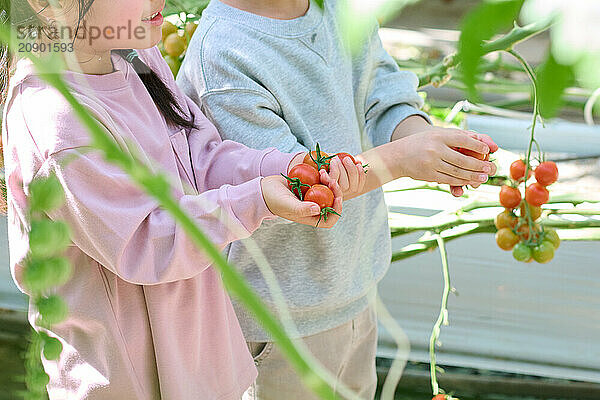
left=261, top=173, right=343, bottom=228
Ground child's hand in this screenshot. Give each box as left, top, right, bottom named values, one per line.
left=326, top=155, right=367, bottom=199
left=396, top=126, right=497, bottom=187
left=261, top=174, right=343, bottom=228
left=449, top=132, right=499, bottom=197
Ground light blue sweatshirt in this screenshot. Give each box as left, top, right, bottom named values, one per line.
left=177, top=0, right=428, bottom=341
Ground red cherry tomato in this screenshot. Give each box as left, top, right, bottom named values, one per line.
left=432, top=395, right=448, bottom=400
left=304, top=184, right=334, bottom=209
left=499, top=185, right=521, bottom=209
left=287, top=164, right=320, bottom=198
left=534, top=161, right=558, bottom=186
left=525, top=182, right=549, bottom=207
left=510, top=159, right=533, bottom=181
left=304, top=144, right=332, bottom=172
left=455, top=147, right=487, bottom=161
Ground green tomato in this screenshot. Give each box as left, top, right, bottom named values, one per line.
left=164, top=55, right=182, bottom=78
left=43, top=336, right=63, bottom=361
left=36, top=295, right=68, bottom=326
left=29, top=220, right=71, bottom=258
left=532, top=241, right=555, bottom=264
left=544, top=228, right=560, bottom=249
left=28, top=175, right=64, bottom=213
left=512, top=242, right=532, bottom=262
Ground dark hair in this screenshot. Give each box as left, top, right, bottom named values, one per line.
left=112, top=49, right=197, bottom=131
left=1, top=0, right=196, bottom=213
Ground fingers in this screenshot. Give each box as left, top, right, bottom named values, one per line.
left=430, top=171, right=473, bottom=187
left=443, top=147, right=495, bottom=174
left=467, top=131, right=499, bottom=153
left=330, top=157, right=349, bottom=192
left=342, top=157, right=359, bottom=192
left=438, top=160, right=489, bottom=184
left=328, top=156, right=341, bottom=183
left=450, top=185, right=464, bottom=197
left=443, top=129, right=490, bottom=154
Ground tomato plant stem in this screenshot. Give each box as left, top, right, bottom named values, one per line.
left=507, top=48, right=540, bottom=244
left=429, top=234, right=452, bottom=396
left=418, top=19, right=553, bottom=88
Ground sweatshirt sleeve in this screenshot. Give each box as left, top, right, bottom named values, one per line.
left=138, top=46, right=300, bottom=186
left=37, top=146, right=273, bottom=285
left=182, top=94, right=302, bottom=191
left=363, top=24, right=431, bottom=147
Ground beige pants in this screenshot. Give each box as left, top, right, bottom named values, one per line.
left=242, top=306, right=378, bottom=400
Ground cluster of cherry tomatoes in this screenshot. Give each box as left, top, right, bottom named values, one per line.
left=282, top=144, right=364, bottom=226
left=495, top=159, right=560, bottom=263
left=159, top=20, right=198, bottom=77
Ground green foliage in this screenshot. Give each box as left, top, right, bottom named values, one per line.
left=28, top=176, right=65, bottom=214
left=24, top=332, right=49, bottom=400
left=536, top=51, right=575, bottom=119
left=41, top=335, right=63, bottom=361
left=36, top=295, right=69, bottom=326
left=458, top=0, right=525, bottom=100
left=28, top=220, right=71, bottom=259
left=23, top=257, right=72, bottom=295
left=164, top=0, right=209, bottom=17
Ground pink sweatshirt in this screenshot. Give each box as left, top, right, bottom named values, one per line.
left=1, top=47, right=298, bottom=399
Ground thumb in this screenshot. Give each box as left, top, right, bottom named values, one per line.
left=297, top=201, right=321, bottom=217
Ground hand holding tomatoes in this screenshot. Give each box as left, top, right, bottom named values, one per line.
left=450, top=132, right=499, bottom=197
left=261, top=174, right=342, bottom=228
left=326, top=154, right=367, bottom=199
left=394, top=127, right=496, bottom=190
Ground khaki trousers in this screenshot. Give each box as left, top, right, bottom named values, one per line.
left=242, top=306, right=378, bottom=400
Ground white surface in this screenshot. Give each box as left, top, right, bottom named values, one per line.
left=378, top=227, right=600, bottom=383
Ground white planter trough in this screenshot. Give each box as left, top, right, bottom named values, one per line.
left=378, top=113, right=600, bottom=384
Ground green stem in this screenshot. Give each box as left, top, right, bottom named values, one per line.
left=429, top=234, right=452, bottom=396
left=507, top=48, right=540, bottom=244
left=418, top=19, right=553, bottom=88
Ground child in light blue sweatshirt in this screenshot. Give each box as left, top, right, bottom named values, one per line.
left=177, top=0, right=497, bottom=398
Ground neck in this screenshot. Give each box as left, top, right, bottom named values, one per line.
left=220, top=0, right=310, bottom=19
left=67, top=50, right=115, bottom=75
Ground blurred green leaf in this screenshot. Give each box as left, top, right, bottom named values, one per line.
left=458, top=0, right=524, bottom=100
left=36, top=295, right=69, bottom=326
left=537, top=51, right=574, bottom=119
left=337, top=0, right=417, bottom=55
left=29, top=220, right=71, bottom=259
left=23, top=257, right=72, bottom=294
left=28, top=175, right=65, bottom=213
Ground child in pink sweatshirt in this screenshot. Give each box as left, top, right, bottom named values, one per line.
left=0, top=1, right=345, bottom=399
